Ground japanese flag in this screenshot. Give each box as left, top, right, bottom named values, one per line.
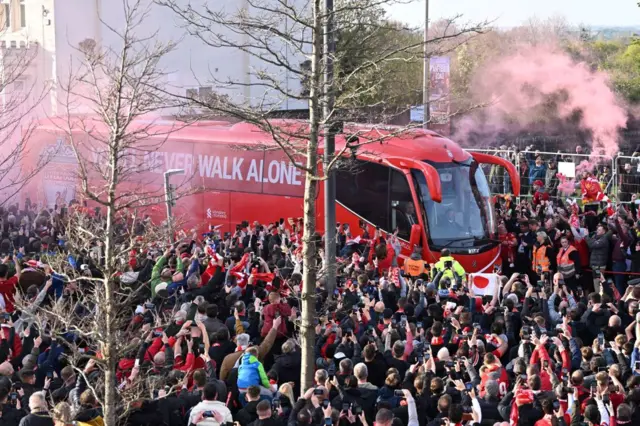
left=469, top=273, right=499, bottom=296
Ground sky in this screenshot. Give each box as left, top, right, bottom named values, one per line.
left=387, top=0, right=640, bottom=29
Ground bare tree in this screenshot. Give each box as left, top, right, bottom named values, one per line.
left=0, top=36, right=51, bottom=206
left=14, top=1, right=188, bottom=425
left=159, top=0, right=487, bottom=390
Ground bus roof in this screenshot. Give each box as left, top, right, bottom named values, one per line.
left=33, top=116, right=471, bottom=164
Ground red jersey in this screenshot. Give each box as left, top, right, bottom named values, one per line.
left=480, top=365, right=509, bottom=398
left=581, top=177, right=608, bottom=204
left=499, top=233, right=517, bottom=266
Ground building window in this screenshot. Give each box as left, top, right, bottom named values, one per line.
left=186, top=87, right=215, bottom=101
left=19, top=0, right=24, bottom=28
left=198, top=86, right=212, bottom=99
left=186, top=88, right=198, bottom=99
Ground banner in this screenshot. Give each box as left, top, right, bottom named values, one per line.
left=429, top=56, right=451, bottom=136
left=469, top=273, right=499, bottom=296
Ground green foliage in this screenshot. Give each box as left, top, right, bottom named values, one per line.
left=582, top=38, right=640, bottom=103
left=332, top=1, right=423, bottom=116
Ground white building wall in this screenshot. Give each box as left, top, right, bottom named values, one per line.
left=0, top=0, right=309, bottom=117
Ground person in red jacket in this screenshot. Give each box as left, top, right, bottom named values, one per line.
left=260, top=292, right=292, bottom=338
left=532, top=180, right=550, bottom=206
left=498, top=224, right=517, bottom=275
left=367, top=233, right=395, bottom=275
left=0, top=314, right=21, bottom=359
left=0, top=258, right=21, bottom=313
left=537, top=397, right=572, bottom=426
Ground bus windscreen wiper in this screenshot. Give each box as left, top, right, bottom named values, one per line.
left=438, top=236, right=485, bottom=249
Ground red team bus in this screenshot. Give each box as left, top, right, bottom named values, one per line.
left=21, top=117, right=519, bottom=273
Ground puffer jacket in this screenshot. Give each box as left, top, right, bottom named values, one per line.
left=237, top=353, right=270, bottom=389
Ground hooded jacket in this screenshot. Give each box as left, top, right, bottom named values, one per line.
left=237, top=353, right=270, bottom=389
left=219, top=325, right=277, bottom=381
left=150, top=255, right=183, bottom=297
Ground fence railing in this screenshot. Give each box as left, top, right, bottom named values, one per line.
left=613, top=155, right=640, bottom=203
left=466, top=148, right=617, bottom=200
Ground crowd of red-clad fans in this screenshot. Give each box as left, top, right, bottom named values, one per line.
left=0, top=181, right=639, bottom=426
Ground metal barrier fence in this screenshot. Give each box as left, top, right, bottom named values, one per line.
left=466, top=148, right=616, bottom=199
left=613, top=155, right=640, bottom=203
left=519, top=150, right=614, bottom=197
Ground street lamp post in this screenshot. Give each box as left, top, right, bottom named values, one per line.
left=323, top=0, right=337, bottom=297
left=163, top=168, right=184, bottom=240
left=423, top=0, right=430, bottom=129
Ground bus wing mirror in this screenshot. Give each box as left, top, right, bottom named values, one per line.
left=469, top=151, right=521, bottom=196
left=384, top=157, right=442, bottom=203
left=409, top=224, right=421, bottom=250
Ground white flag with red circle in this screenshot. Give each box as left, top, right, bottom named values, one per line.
left=469, top=273, right=499, bottom=296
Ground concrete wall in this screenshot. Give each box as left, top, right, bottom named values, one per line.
left=0, top=0, right=310, bottom=115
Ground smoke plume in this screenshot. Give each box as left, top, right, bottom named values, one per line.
left=454, top=44, right=627, bottom=157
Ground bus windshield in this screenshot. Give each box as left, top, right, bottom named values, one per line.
left=412, top=159, right=496, bottom=250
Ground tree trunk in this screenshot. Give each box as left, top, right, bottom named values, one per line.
left=300, top=167, right=318, bottom=392
left=300, top=0, right=323, bottom=393
left=102, top=205, right=118, bottom=426
left=102, top=142, right=118, bottom=426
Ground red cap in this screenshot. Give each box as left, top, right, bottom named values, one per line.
left=533, top=180, right=544, bottom=187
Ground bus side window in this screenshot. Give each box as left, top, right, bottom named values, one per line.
left=335, top=160, right=389, bottom=231
left=389, top=169, right=413, bottom=240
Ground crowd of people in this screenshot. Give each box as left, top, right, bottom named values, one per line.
left=1, top=165, right=640, bottom=426
left=487, top=145, right=640, bottom=201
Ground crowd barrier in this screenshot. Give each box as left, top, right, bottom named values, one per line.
left=468, top=148, right=624, bottom=201
left=613, top=154, right=640, bottom=203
